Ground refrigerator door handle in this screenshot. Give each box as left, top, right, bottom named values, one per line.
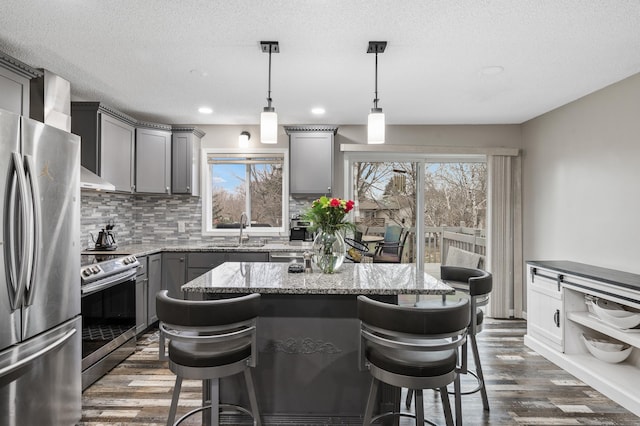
left=23, top=154, right=41, bottom=306
left=0, top=328, right=76, bottom=386
left=4, top=152, right=30, bottom=310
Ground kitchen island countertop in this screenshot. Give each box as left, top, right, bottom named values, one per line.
left=181, top=262, right=454, bottom=295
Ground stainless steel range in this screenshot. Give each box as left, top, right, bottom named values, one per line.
left=80, top=254, right=139, bottom=390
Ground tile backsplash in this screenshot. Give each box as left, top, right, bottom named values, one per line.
left=81, top=191, right=203, bottom=249
left=81, top=192, right=319, bottom=249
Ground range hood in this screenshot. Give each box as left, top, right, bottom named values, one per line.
left=80, top=166, right=115, bottom=191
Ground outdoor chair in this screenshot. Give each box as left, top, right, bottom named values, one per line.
left=373, top=229, right=409, bottom=263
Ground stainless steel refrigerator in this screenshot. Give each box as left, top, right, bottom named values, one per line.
left=0, top=108, right=81, bottom=425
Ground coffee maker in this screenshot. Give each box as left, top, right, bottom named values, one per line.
left=289, top=217, right=313, bottom=242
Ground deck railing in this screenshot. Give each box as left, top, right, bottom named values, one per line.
left=424, top=226, right=486, bottom=264
left=355, top=225, right=486, bottom=265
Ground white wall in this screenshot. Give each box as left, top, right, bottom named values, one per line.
left=522, top=72, right=640, bottom=274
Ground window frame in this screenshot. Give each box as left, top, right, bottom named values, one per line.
left=201, top=147, right=289, bottom=237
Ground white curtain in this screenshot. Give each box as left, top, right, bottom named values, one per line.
left=487, top=155, right=523, bottom=318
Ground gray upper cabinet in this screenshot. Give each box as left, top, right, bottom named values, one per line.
left=0, top=53, right=41, bottom=116
left=172, top=127, right=205, bottom=196
left=71, top=102, right=136, bottom=193
left=286, top=126, right=337, bottom=195
left=136, top=125, right=171, bottom=194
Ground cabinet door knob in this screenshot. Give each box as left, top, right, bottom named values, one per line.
left=553, top=309, right=560, bottom=327
left=186, top=186, right=190, bottom=191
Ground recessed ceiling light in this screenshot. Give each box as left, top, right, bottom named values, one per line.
left=198, top=107, right=213, bottom=114
left=311, top=107, right=326, bottom=115
left=190, top=69, right=209, bottom=77
left=480, top=66, right=504, bottom=76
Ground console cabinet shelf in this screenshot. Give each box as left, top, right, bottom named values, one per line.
left=525, top=260, right=640, bottom=417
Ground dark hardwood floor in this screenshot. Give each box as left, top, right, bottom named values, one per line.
left=79, top=319, right=639, bottom=425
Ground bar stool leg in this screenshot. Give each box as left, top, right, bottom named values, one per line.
left=167, top=376, right=182, bottom=426
left=405, top=388, right=414, bottom=409
left=439, top=387, right=453, bottom=426
left=243, top=368, right=262, bottom=426
left=363, top=377, right=379, bottom=425
left=415, top=389, right=425, bottom=425
left=212, top=378, right=221, bottom=426
left=470, top=334, right=489, bottom=411
left=453, top=375, right=462, bottom=426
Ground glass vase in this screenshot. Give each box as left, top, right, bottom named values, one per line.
left=311, top=229, right=346, bottom=273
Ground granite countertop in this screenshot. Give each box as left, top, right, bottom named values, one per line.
left=182, top=262, right=454, bottom=296
left=82, top=241, right=314, bottom=257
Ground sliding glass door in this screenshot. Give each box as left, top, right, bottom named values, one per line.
left=347, top=154, right=487, bottom=274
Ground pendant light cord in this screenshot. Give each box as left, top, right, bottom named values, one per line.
left=373, top=51, right=379, bottom=110
left=267, top=49, right=273, bottom=108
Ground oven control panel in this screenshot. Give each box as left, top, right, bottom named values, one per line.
left=80, top=255, right=139, bottom=283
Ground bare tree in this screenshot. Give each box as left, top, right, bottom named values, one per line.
left=250, top=164, right=283, bottom=226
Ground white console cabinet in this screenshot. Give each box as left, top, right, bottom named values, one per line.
left=525, top=261, right=640, bottom=417
left=527, top=266, right=564, bottom=352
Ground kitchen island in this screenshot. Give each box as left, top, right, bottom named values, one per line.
left=181, top=262, right=454, bottom=425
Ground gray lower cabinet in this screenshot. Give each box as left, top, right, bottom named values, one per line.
left=136, top=254, right=162, bottom=334
left=164, top=251, right=270, bottom=299
left=135, top=256, right=148, bottom=334
left=172, top=127, right=205, bottom=195
left=228, top=252, right=269, bottom=262
left=135, top=126, right=171, bottom=194
left=186, top=251, right=269, bottom=280
left=162, top=252, right=187, bottom=299
left=147, top=253, right=162, bottom=323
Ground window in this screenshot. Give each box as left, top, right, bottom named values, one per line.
left=201, top=149, right=288, bottom=235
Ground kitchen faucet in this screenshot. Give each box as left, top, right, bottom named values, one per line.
left=239, top=212, right=249, bottom=244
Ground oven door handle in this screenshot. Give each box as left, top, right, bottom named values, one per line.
left=81, top=269, right=137, bottom=296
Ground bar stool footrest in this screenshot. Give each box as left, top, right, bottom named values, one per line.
left=173, top=403, right=256, bottom=426
left=446, top=369, right=484, bottom=396
left=370, top=411, right=438, bottom=426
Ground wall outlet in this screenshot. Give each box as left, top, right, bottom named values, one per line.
left=178, top=221, right=185, bottom=233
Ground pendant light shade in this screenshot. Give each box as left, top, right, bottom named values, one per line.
left=260, top=41, right=279, bottom=144
left=367, top=109, right=385, bottom=144
left=367, top=41, right=387, bottom=144
left=260, top=110, right=278, bottom=144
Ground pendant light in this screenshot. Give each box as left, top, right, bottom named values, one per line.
left=260, top=41, right=279, bottom=144
left=367, top=41, right=387, bottom=144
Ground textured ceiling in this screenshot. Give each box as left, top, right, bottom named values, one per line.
left=2, top=1, right=640, bottom=126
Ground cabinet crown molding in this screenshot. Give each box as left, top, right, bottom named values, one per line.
left=0, top=53, right=43, bottom=79
left=171, top=125, right=206, bottom=138
left=71, top=102, right=138, bottom=127
left=137, top=120, right=172, bottom=131
left=284, top=125, right=338, bottom=135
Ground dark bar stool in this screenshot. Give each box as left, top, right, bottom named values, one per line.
left=407, top=266, right=493, bottom=412
left=357, top=295, right=470, bottom=426
left=156, top=290, right=262, bottom=426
